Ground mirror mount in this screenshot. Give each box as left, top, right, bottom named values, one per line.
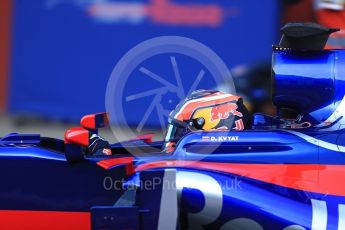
left=63, top=112, right=109, bottom=164
left=64, top=127, right=90, bottom=164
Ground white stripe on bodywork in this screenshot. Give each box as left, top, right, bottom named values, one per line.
left=176, top=171, right=223, bottom=230
left=283, top=130, right=345, bottom=152
left=174, top=93, right=234, bottom=119
left=316, top=95, right=345, bottom=131
left=339, top=204, right=345, bottom=230
left=311, top=199, right=327, bottom=230
left=158, top=169, right=178, bottom=230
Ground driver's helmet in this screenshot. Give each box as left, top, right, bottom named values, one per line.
left=163, top=90, right=250, bottom=152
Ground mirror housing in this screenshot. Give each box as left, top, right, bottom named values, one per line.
left=64, top=127, right=90, bottom=146
left=81, top=112, right=109, bottom=130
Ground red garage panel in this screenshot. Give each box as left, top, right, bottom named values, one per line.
left=0, top=0, right=12, bottom=111
left=283, top=0, right=314, bottom=23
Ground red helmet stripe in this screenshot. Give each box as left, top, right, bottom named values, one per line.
left=174, top=94, right=240, bottom=121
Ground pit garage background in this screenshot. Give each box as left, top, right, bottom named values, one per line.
left=0, top=0, right=325, bottom=140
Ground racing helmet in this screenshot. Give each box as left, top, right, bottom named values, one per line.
left=164, top=90, right=250, bottom=147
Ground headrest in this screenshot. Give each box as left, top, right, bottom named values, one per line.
left=279, top=22, right=339, bottom=50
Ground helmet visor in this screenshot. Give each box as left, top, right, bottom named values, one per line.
left=164, top=119, right=191, bottom=143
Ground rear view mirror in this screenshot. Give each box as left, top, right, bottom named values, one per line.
left=81, top=112, right=109, bottom=130
left=64, top=127, right=90, bottom=146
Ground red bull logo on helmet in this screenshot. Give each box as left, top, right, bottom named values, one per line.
left=211, top=103, right=243, bottom=121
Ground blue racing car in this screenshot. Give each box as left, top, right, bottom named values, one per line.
left=0, top=22, right=344, bottom=230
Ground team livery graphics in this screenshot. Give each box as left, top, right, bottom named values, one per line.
left=202, top=135, right=239, bottom=142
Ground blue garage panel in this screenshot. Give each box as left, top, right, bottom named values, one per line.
left=10, top=0, right=280, bottom=124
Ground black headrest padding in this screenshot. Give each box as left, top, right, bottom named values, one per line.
left=279, top=22, right=339, bottom=50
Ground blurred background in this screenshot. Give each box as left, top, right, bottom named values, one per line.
left=0, top=0, right=343, bottom=142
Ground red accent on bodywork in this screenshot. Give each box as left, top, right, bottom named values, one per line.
left=125, top=163, right=136, bottom=176
left=133, top=133, right=155, bottom=143
left=97, top=157, right=135, bottom=175
left=0, top=210, right=90, bottom=230
left=135, top=161, right=345, bottom=196
left=64, top=127, right=89, bottom=146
